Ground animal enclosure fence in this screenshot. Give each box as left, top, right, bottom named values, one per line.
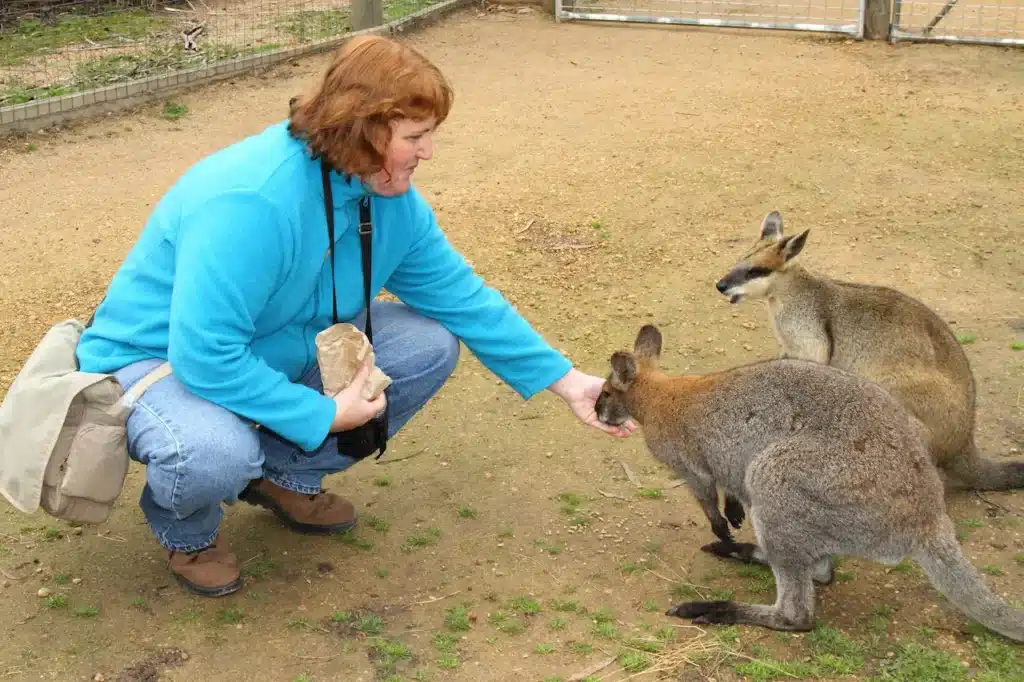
left=555, top=0, right=1024, bottom=44
left=890, top=0, right=1024, bottom=45
left=554, top=0, right=867, bottom=37
left=0, top=0, right=457, bottom=129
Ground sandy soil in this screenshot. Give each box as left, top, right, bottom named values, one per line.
left=1, top=7, right=1023, bottom=681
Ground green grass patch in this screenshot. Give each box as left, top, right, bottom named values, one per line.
left=276, top=9, right=351, bottom=42
left=45, top=594, right=68, bottom=609
left=365, top=515, right=390, bottom=533
left=367, top=637, right=412, bottom=677
left=618, top=650, right=651, bottom=672
left=0, top=10, right=170, bottom=66
left=444, top=605, right=471, bottom=632
left=874, top=643, right=966, bottom=681
left=384, top=0, right=438, bottom=21
left=160, top=101, right=187, bottom=120
left=487, top=610, right=526, bottom=635
left=401, top=527, right=441, bottom=552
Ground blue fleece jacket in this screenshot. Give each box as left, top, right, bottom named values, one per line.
left=76, top=121, right=572, bottom=452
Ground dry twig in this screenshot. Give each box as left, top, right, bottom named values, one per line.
left=376, top=448, right=426, bottom=465
left=411, top=590, right=462, bottom=606
left=568, top=656, right=616, bottom=681
left=621, top=461, right=641, bottom=487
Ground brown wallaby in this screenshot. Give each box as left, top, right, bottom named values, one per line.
left=715, top=210, right=1024, bottom=494
left=594, top=324, right=1024, bottom=640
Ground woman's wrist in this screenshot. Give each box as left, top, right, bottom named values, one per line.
left=547, top=367, right=582, bottom=401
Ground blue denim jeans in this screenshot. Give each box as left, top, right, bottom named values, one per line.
left=113, top=301, right=460, bottom=553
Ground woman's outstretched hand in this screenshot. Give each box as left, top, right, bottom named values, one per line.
left=548, top=368, right=637, bottom=438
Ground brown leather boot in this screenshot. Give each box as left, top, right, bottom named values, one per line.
left=167, top=534, right=243, bottom=597
left=239, top=478, right=358, bottom=534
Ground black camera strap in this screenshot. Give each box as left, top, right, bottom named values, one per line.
left=320, top=159, right=373, bottom=341
left=320, top=158, right=387, bottom=458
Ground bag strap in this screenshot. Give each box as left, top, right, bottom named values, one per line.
left=128, top=362, right=172, bottom=398
left=320, top=159, right=373, bottom=343
left=106, top=361, right=171, bottom=416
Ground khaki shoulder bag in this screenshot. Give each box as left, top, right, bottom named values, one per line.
left=0, top=318, right=170, bottom=524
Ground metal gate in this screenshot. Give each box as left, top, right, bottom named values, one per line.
left=554, top=0, right=866, bottom=37
left=890, top=0, right=1024, bottom=45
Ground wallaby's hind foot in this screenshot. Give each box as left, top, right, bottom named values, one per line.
left=667, top=566, right=816, bottom=632
left=701, top=540, right=761, bottom=564
left=701, top=541, right=835, bottom=585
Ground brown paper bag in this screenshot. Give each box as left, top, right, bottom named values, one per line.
left=315, top=323, right=391, bottom=400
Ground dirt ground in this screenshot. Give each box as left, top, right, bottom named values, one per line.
left=1, top=6, right=1023, bottom=682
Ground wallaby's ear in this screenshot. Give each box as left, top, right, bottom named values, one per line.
left=759, top=211, right=784, bottom=242
left=633, top=324, right=662, bottom=362
left=609, top=352, right=638, bottom=391
left=778, top=228, right=809, bottom=262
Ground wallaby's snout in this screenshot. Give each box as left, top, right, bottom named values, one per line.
left=716, top=210, right=809, bottom=305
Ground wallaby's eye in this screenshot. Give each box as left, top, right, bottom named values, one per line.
left=745, top=266, right=774, bottom=280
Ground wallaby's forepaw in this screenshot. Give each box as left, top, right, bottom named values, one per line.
left=724, top=496, right=745, bottom=529
left=666, top=600, right=738, bottom=625
left=701, top=540, right=758, bottom=563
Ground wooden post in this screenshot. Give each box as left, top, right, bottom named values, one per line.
left=352, top=0, right=384, bottom=31
left=863, top=0, right=893, bottom=40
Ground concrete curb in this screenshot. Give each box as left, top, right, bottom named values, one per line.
left=0, top=0, right=475, bottom=135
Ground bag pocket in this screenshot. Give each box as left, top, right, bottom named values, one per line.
left=59, top=416, right=130, bottom=505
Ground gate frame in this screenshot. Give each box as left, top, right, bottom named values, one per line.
left=888, top=0, right=1024, bottom=46
left=554, top=0, right=867, bottom=39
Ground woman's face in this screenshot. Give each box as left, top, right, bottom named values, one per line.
left=366, top=117, right=436, bottom=197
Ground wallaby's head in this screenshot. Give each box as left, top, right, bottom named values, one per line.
left=715, top=211, right=809, bottom=304
left=596, top=324, right=662, bottom=426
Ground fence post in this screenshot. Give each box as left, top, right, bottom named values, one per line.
left=864, top=0, right=892, bottom=39
left=352, top=0, right=384, bottom=31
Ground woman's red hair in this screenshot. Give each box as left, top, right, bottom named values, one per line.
left=288, top=35, right=454, bottom=177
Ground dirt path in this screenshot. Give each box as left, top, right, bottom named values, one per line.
left=1, top=8, right=1023, bottom=681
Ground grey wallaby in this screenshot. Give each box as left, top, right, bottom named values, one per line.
left=594, top=324, right=1024, bottom=640
left=715, top=210, right=1024, bottom=497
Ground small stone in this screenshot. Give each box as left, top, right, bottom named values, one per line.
left=181, top=652, right=189, bottom=661
left=2, top=580, right=10, bottom=588
left=484, top=472, right=493, bottom=480
left=72, top=578, right=82, bottom=585
left=37, top=587, right=52, bottom=597
left=73, top=528, right=83, bottom=536
left=94, top=674, right=105, bottom=682
left=743, top=344, right=753, bottom=351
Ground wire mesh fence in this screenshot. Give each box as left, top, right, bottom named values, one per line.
left=0, top=0, right=442, bottom=110
left=891, top=0, right=1024, bottom=44
left=556, top=0, right=865, bottom=36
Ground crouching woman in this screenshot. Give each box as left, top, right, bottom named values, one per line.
left=75, top=35, right=634, bottom=597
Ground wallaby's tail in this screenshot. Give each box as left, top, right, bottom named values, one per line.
left=913, top=518, right=1024, bottom=642
left=947, top=439, right=1024, bottom=491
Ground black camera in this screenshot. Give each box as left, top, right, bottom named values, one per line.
left=334, top=404, right=389, bottom=461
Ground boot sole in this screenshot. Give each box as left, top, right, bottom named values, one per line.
left=241, top=489, right=359, bottom=535
left=172, top=571, right=245, bottom=598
